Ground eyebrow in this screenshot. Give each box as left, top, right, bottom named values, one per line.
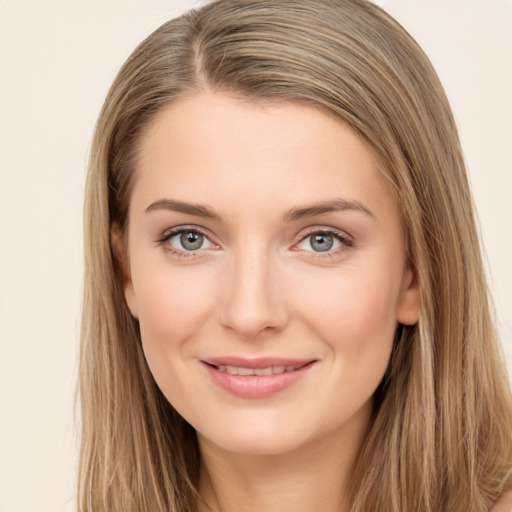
left=145, top=197, right=374, bottom=222
left=284, top=198, right=375, bottom=221
left=145, top=199, right=223, bottom=221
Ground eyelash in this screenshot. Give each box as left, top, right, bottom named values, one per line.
left=294, top=227, right=354, bottom=258
left=156, top=226, right=354, bottom=258
left=157, top=225, right=215, bottom=258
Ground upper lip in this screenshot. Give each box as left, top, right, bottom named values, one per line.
left=202, top=357, right=316, bottom=369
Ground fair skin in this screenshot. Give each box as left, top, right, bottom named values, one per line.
left=493, top=492, right=512, bottom=512
left=119, top=91, right=421, bottom=512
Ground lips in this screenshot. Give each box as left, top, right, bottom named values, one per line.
left=201, top=357, right=316, bottom=398
left=213, top=364, right=304, bottom=375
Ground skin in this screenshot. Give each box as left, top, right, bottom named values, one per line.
left=493, top=492, right=512, bottom=512
left=118, top=91, right=421, bottom=512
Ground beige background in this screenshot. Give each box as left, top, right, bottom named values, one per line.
left=0, top=1, right=510, bottom=511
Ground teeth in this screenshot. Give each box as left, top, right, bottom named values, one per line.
left=255, top=367, right=272, bottom=375
left=215, top=364, right=301, bottom=375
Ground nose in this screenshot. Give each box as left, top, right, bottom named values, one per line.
left=218, top=248, right=289, bottom=339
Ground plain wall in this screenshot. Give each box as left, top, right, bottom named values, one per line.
left=0, top=1, right=510, bottom=511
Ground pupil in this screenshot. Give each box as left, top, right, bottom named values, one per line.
left=181, top=231, right=203, bottom=250
left=311, top=233, right=333, bottom=252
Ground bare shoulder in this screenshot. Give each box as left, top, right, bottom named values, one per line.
left=491, top=490, right=512, bottom=512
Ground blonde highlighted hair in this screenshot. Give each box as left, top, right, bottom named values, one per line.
left=79, top=1, right=512, bottom=510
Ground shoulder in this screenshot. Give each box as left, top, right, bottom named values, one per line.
left=491, top=490, right=512, bottom=512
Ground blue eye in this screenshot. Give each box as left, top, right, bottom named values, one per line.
left=296, top=231, right=350, bottom=253
left=163, top=229, right=214, bottom=252
left=179, top=231, right=205, bottom=250
left=310, top=233, right=335, bottom=252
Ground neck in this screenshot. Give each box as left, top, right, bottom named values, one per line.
left=197, top=405, right=371, bottom=512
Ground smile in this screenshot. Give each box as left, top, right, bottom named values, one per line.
left=211, top=364, right=306, bottom=375
left=202, top=358, right=316, bottom=398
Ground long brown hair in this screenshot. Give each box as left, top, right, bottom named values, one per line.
left=79, top=1, right=512, bottom=510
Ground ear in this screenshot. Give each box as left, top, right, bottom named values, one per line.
left=396, top=264, right=421, bottom=325
left=111, top=223, right=139, bottom=319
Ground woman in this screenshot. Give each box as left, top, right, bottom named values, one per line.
left=78, top=1, right=512, bottom=510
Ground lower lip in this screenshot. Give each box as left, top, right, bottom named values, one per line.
left=202, top=362, right=315, bottom=398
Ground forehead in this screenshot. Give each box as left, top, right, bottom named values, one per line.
left=131, top=91, right=396, bottom=222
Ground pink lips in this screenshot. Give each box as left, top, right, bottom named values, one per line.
left=201, top=357, right=316, bottom=398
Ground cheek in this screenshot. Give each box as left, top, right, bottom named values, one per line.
left=131, top=262, right=216, bottom=362
left=299, top=269, right=399, bottom=335
left=130, top=262, right=221, bottom=415
left=294, top=265, right=400, bottom=361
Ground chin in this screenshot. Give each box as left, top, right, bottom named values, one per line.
left=195, top=414, right=314, bottom=456
left=199, top=430, right=309, bottom=457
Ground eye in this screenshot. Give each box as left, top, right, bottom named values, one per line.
left=159, top=227, right=216, bottom=253
left=175, top=231, right=209, bottom=251
left=296, top=230, right=353, bottom=253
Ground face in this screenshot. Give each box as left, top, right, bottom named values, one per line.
left=120, top=91, right=420, bottom=456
